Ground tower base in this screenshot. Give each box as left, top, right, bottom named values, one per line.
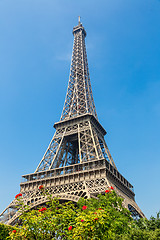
left=0, top=159, right=145, bottom=226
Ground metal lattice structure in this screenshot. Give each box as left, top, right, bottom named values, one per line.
left=0, top=19, right=145, bottom=225
left=61, top=21, right=97, bottom=121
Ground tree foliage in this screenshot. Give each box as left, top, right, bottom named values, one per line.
left=0, top=222, right=14, bottom=239
left=1, top=187, right=160, bottom=239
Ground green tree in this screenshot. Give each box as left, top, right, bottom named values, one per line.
left=6, top=187, right=160, bottom=240
left=0, top=222, right=15, bottom=239
left=121, top=212, right=160, bottom=240
left=9, top=187, right=133, bottom=240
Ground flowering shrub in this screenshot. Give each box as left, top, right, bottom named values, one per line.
left=39, top=185, right=43, bottom=190
left=0, top=223, right=15, bottom=239
left=105, top=189, right=110, bottom=193
left=15, top=193, right=22, bottom=199
left=82, top=205, right=87, bottom=210
left=8, top=187, right=135, bottom=240
left=38, top=207, right=47, bottom=212
left=7, top=186, right=160, bottom=240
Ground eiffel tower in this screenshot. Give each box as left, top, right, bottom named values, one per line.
left=0, top=18, right=145, bottom=225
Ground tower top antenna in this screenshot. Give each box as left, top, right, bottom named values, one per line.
left=78, top=16, right=81, bottom=24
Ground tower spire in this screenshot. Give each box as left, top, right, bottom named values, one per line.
left=60, top=21, right=97, bottom=121
left=78, top=16, right=81, bottom=24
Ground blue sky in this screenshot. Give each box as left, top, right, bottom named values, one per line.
left=0, top=0, right=160, bottom=219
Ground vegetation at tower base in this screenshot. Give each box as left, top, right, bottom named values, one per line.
left=0, top=223, right=15, bottom=239
left=2, top=188, right=160, bottom=239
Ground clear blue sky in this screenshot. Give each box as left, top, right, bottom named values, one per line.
left=0, top=0, right=160, bottom=219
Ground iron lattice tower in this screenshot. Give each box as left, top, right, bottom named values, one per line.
left=0, top=19, right=145, bottom=225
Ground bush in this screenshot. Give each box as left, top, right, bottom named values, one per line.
left=5, top=187, right=160, bottom=239
left=0, top=222, right=15, bottom=240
